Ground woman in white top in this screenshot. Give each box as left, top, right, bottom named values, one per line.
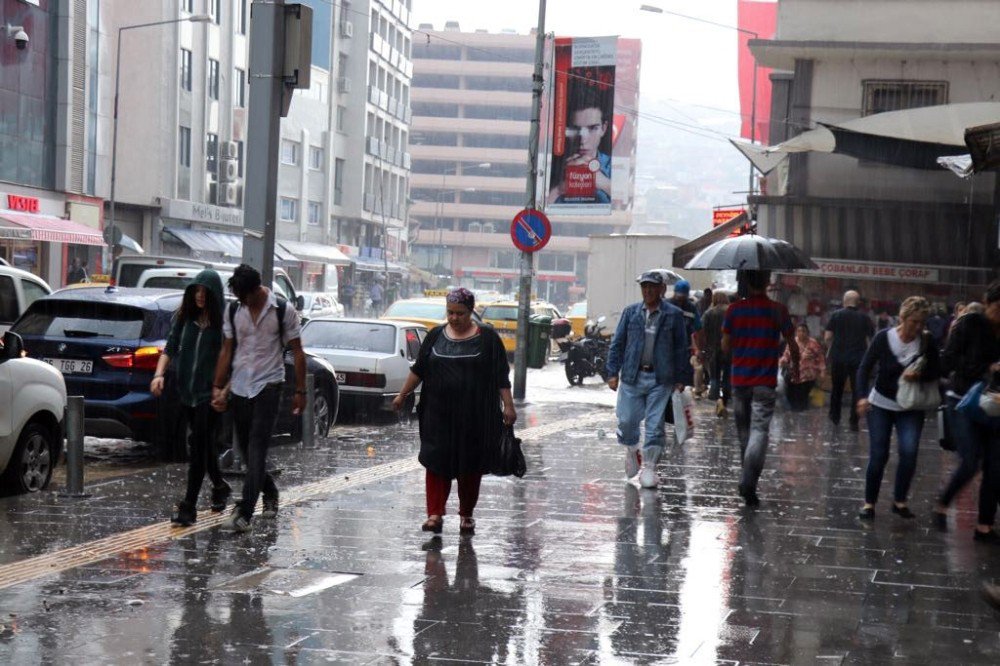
left=856, top=296, right=940, bottom=521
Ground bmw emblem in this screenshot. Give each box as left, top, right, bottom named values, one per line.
left=58, top=343, right=67, bottom=353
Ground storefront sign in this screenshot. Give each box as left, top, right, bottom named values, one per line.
left=6, top=194, right=40, bottom=213
left=159, top=198, right=243, bottom=228
left=809, top=259, right=939, bottom=283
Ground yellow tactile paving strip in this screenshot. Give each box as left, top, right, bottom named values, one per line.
left=0, top=411, right=610, bottom=591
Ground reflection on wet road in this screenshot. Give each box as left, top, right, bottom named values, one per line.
left=1, top=363, right=1000, bottom=663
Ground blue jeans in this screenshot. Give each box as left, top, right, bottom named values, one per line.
left=616, top=371, right=670, bottom=458
left=732, top=386, right=777, bottom=492
left=865, top=405, right=925, bottom=505
left=939, top=395, right=1000, bottom=525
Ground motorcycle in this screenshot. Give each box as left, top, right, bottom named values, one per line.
left=553, top=316, right=610, bottom=386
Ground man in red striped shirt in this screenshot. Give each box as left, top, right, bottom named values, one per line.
left=722, top=270, right=799, bottom=506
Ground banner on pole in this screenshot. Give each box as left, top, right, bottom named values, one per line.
left=546, top=36, right=617, bottom=215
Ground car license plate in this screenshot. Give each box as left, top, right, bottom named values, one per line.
left=45, top=358, right=93, bottom=375
left=335, top=372, right=346, bottom=384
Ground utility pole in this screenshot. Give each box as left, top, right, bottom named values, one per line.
left=512, top=0, right=547, bottom=401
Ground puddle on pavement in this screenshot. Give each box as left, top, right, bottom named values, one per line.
left=215, top=567, right=360, bottom=597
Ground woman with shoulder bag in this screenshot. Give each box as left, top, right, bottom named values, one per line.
left=392, top=288, right=517, bottom=536
left=855, top=296, right=940, bottom=520
left=934, top=281, right=1000, bottom=540
left=150, top=269, right=230, bottom=527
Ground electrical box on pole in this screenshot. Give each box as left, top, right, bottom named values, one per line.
left=281, top=3, right=313, bottom=117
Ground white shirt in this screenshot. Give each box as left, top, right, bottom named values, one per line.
left=869, top=327, right=921, bottom=412
left=224, top=289, right=301, bottom=398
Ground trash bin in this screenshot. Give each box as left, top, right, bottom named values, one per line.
left=526, top=314, right=552, bottom=369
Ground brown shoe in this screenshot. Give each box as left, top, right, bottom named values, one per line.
left=421, top=515, right=443, bottom=534
left=459, top=517, right=476, bottom=535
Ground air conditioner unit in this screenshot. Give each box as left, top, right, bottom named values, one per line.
left=220, top=159, right=239, bottom=182
left=337, top=77, right=352, bottom=93
left=340, top=21, right=354, bottom=38
left=221, top=182, right=240, bottom=206
left=220, top=141, right=239, bottom=160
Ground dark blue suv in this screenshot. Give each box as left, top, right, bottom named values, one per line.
left=11, top=286, right=339, bottom=458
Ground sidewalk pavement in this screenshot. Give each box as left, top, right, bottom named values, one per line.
left=2, top=396, right=1000, bottom=664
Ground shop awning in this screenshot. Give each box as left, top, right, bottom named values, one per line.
left=277, top=240, right=351, bottom=266
left=0, top=212, right=104, bottom=246
left=352, top=255, right=405, bottom=273
left=672, top=212, right=750, bottom=268
left=163, top=227, right=299, bottom=263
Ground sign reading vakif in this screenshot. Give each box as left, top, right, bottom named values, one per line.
left=809, top=258, right=939, bottom=282
left=510, top=209, right=552, bottom=253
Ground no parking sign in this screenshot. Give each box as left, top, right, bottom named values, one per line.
left=510, top=209, right=552, bottom=253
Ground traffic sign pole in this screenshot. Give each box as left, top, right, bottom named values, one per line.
left=513, top=0, right=547, bottom=401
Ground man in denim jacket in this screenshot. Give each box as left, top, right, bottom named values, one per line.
left=606, top=270, right=692, bottom=488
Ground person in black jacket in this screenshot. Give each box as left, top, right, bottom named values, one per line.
left=856, top=296, right=940, bottom=520
left=934, top=281, right=1000, bottom=540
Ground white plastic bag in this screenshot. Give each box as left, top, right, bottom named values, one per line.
left=673, top=387, right=695, bottom=445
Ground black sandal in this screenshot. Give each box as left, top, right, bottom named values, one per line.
left=459, top=517, right=476, bottom=535
left=422, top=516, right=443, bottom=534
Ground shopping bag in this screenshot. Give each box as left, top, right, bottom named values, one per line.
left=491, top=425, right=526, bottom=478
left=672, top=388, right=695, bottom=445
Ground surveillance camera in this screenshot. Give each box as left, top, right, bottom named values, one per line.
left=14, top=29, right=28, bottom=50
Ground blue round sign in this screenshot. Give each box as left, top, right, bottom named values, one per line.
left=510, top=209, right=552, bottom=253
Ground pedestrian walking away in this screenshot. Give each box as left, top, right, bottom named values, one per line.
left=392, top=288, right=516, bottom=536
left=212, top=264, right=306, bottom=534
left=701, top=290, right=732, bottom=417
left=151, top=269, right=230, bottom=527
left=935, top=280, right=1000, bottom=540
left=781, top=324, right=826, bottom=412
left=722, top=270, right=798, bottom=507
left=856, top=296, right=940, bottom=521
left=370, top=281, right=384, bottom=316
left=825, top=290, right=874, bottom=431
left=669, top=280, right=703, bottom=395
left=605, top=270, right=690, bottom=489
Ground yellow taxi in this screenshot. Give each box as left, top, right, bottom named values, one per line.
left=381, top=295, right=490, bottom=330
left=566, top=301, right=588, bottom=338
left=480, top=300, right=562, bottom=353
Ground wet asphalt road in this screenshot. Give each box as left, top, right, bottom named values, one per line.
left=3, top=363, right=1000, bottom=664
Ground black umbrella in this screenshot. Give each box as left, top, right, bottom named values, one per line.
left=684, top=234, right=817, bottom=271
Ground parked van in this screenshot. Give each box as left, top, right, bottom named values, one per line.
left=0, top=266, right=52, bottom=335
left=114, top=255, right=302, bottom=309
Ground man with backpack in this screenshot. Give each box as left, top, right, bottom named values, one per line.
left=212, top=264, right=306, bottom=533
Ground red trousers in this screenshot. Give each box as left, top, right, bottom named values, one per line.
left=425, top=470, right=482, bottom=517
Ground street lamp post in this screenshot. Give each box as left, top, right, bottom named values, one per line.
left=107, top=14, right=211, bottom=276
left=639, top=4, right=759, bottom=194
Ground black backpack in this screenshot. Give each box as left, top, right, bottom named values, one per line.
left=228, top=296, right=288, bottom=353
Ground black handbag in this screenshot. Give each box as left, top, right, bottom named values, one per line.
left=492, top=425, right=526, bottom=478
left=938, top=405, right=956, bottom=451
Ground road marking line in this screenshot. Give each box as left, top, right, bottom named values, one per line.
left=0, top=412, right=610, bottom=591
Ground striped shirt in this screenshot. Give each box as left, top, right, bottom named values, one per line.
left=722, top=295, right=793, bottom=387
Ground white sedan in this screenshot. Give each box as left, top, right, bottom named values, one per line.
left=300, top=318, right=427, bottom=414
left=300, top=291, right=345, bottom=320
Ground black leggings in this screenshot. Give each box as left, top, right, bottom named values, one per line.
left=182, top=402, right=224, bottom=505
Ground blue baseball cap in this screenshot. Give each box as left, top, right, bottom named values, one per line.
left=673, top=279, right=691, bottom=294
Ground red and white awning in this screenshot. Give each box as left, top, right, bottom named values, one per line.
left=0, top=211, right=104, bottom=246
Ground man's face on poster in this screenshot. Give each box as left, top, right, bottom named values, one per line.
left=568, top=107, right=607, bottom=160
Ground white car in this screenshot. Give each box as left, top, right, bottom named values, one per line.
left=300, top=318, right=426, bottom=414
left=0, top=265, right=51, bottom=336
left=300, top=291, right=345, bottom=320
left=0, top=332, right=66, bottom=493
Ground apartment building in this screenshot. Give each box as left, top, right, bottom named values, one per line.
left=408, top=25, right=640, bottom=304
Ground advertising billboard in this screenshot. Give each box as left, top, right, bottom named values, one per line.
left=546, top=36, right=618, bottom=215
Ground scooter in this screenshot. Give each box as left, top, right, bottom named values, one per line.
left=554, top=316, right=610, bottom=386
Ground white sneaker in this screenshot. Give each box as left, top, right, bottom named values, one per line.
left=639, top=463, right=658, bottom=489
left=221, top=509, right=251, bottom=533
left=624, top=445, right=642, bottom=479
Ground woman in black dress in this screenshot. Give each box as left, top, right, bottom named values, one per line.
left=393, top=288, right=517, bottom=535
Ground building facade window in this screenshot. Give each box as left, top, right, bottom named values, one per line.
left=280, top=139, right=299, bottom=165
left=180, top=48, right=193, bottom=91
left=206, top=132, right=218, bottom=173
left=862, top=80, right=948, bottom=116
left=234, top=68, right=246, bottom=107
left=308, top=201, right=322, bottom=226
left=235, top=0, right=247, bottom=34
left=309, top=146, right=323, bottom=170
left=280, top=197, right=298, bottom=221
left=209, top=0, right=220, bottom=24
left=336, top=105, right=347, bottom=132
left=179, top=126, right=191, bottom=167
left=236, top=140, right=245, bottom=177
left=208, top=59, right=220, bottom=100
left=182, top=0, right=194, bottom=13
left=334, top=158, right=345, bottom=205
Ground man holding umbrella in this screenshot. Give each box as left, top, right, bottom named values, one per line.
left=722, top=270, right=799, bottom=506
left=606, top=271, right=691, bottom=489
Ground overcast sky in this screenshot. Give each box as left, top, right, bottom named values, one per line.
left=412, top=0, right=746, bottom=131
